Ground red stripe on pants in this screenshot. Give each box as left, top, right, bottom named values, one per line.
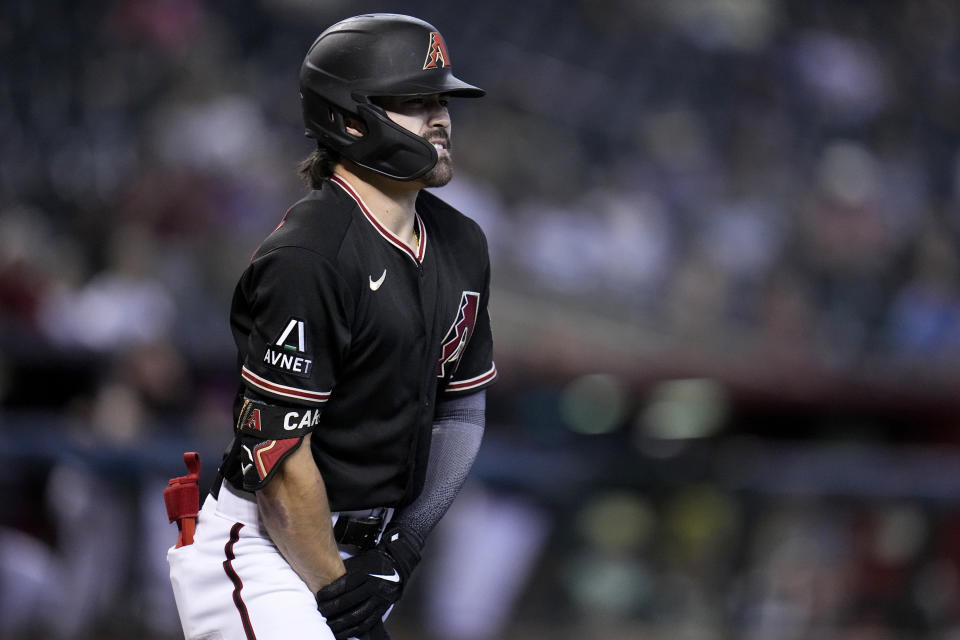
left=223, top=522, right=257, bottom=640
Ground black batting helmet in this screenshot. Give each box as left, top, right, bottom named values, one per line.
left=300, top=13, right=485, bottom=181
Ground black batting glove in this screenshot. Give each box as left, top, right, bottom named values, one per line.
left=359, top=622, right=391, bottom=640
left=317, top=548, right=401, bottom=639
left=377, top=524, right=423, bottom=585
left=316, top=525, right=423, bottom=640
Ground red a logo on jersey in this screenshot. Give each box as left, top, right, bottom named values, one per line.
left=423, top=32, right=451, bottom=70
left=437, top=291, right=479, bottom=378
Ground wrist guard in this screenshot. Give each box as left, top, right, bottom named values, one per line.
left=235, top=397, right=315, bottom=491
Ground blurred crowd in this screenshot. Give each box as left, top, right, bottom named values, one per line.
left=2, top=0, right=960, bottom=638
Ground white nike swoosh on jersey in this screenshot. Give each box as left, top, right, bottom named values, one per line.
left=369, top=269, right=387, bottom=291
left=369, top=570, right=400, bottom=583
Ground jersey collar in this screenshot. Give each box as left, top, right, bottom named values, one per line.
left=330, top=174, right=427, bottom=265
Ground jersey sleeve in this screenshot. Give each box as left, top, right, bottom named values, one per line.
left=236, top=247, right=353, bottom=407
left=443, top=232, right=497, bottom=395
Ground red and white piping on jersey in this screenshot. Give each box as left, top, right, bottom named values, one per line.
left=446, top=363, right=497, bottom=393
left=241, top=366, right=331, bottom=405
left=330, top=174, right=427, bottom=264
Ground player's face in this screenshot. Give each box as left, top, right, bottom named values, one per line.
left=375, top=94, right=453, bottom=187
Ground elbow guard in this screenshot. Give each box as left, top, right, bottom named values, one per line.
left=235, top=397, right=319, bottom=491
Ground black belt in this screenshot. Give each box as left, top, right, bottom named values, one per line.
left=333, top=510, right=387, bottom=552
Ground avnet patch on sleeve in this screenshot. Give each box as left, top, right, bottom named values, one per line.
left=261, top=317, right=315, bottom=378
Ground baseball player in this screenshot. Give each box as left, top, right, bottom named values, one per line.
left=165, top=13, right=496, bottom=640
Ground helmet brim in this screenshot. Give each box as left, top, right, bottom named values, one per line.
left=363, top=73, right=485, bottom=99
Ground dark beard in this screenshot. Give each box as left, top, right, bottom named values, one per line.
left=419, top=154, right=453, bottom=187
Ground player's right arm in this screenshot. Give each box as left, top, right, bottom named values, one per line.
left=231, top=245, right=355, bottom=592
left=257, top=432, right=345, bottom=592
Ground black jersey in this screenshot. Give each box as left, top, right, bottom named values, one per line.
left=220, top=174, right=496, bottom=511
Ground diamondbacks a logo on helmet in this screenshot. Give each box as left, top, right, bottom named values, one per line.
left=437, top=291, right=479, bottom=378
left=423, top=32, right=451, bottom=70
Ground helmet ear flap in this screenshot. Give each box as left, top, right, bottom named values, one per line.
left=347, top=103, right=439, bottom=180
left=302, top=90, right=438, bottom=181
left=302, top=91, right=356, bottom=146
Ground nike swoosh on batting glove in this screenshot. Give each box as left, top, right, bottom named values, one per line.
left=316, top=549, right=402, bottom=640
left=377, top=524, right=423, bottom=584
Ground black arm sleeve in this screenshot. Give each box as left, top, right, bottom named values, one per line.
left=391, top=390, right=486, bottom=542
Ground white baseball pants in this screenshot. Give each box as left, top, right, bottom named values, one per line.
left=168, top=482, right=389, bottom=640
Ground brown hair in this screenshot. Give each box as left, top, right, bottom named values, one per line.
left=297, top=146, right=340, bottom=189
